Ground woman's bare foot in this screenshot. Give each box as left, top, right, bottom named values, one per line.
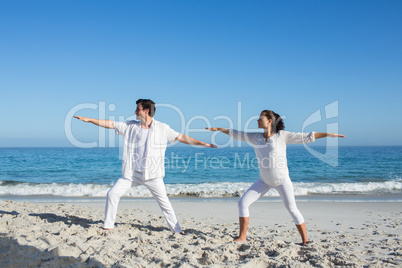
left=296, top=223, right=308, bottom=246
left=233, top=237, right=247, bottom=242
left=235, top=217, right=249, bottom=242
left=299, top=240, right=310, bottom=246
left=102, top=227, right=114, bottom=230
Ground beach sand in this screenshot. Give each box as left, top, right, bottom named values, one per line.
left=0, top=199, right=401, bottom=267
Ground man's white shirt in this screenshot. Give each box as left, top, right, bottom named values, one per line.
left=114, top=119, right=179, bottom=180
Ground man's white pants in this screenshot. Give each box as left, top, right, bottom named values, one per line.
left=104, top=177, right=182, bottom=233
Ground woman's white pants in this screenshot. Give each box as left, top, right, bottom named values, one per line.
left=104, top=177, right=182, bottom=233
left=238, top=178, right=305, bottom=225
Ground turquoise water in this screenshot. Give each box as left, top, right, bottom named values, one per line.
left=0, top=146, right=401, bottom=198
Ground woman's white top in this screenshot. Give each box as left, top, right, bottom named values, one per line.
left=229, top=129, right=316, bottom=186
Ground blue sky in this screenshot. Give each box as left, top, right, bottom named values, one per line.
left=1, top=0, right=401, bottom=147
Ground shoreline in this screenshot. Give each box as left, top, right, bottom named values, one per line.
left=1, top=193, right=402, bottom=203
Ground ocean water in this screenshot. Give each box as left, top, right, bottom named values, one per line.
left=0, top=146, right=401, bottom=199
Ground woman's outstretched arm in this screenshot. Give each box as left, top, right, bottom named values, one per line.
left=206, top=127, right=230, bottom=135
left=314, top=133, right=345, bottom=139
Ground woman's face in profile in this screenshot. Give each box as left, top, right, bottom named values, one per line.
left=257, top=114, right=270, bottom=129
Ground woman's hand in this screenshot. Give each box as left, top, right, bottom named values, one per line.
left=206, top=127, right=221, bottom=131
left=314, top=132, right=345, bottom=139
left=327, top=133, right=345, bottom=138
left=206, top=127, right=230, bottom=135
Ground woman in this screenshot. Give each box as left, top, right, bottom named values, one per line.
left=207, top=110, right=344, bottom=245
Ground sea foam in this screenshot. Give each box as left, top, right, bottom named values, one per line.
left=0, top=179, right=401, bottom=198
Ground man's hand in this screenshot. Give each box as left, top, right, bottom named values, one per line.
left=74, top=116, right=114, bottom=129
left=176, top=134, right=217, bottom=148
left=202, top=143, right=218, bottom=148
left=74, top=116, right=91, bottom=123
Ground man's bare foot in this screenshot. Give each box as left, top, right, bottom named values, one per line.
left=234, top=237, right=246, bottom=242
left=179, top=232, right=185, bottom=235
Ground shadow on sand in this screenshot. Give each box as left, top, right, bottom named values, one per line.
left=0, top=236, right=106, bottom=268
left=28, top=212, right=103, bottom=228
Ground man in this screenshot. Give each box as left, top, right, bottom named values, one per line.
left=74, top=99, right=216, bottom=234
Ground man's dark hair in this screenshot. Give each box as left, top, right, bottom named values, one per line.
left=136, top=99, right=156, bottom=117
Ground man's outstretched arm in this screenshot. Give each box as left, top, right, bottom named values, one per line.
left=74, top=116, right=115, bottom=129
left=176, top=134, right=217, bottom=148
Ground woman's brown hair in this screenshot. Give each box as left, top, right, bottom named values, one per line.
left=261, top=110, right=285, bottom=133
